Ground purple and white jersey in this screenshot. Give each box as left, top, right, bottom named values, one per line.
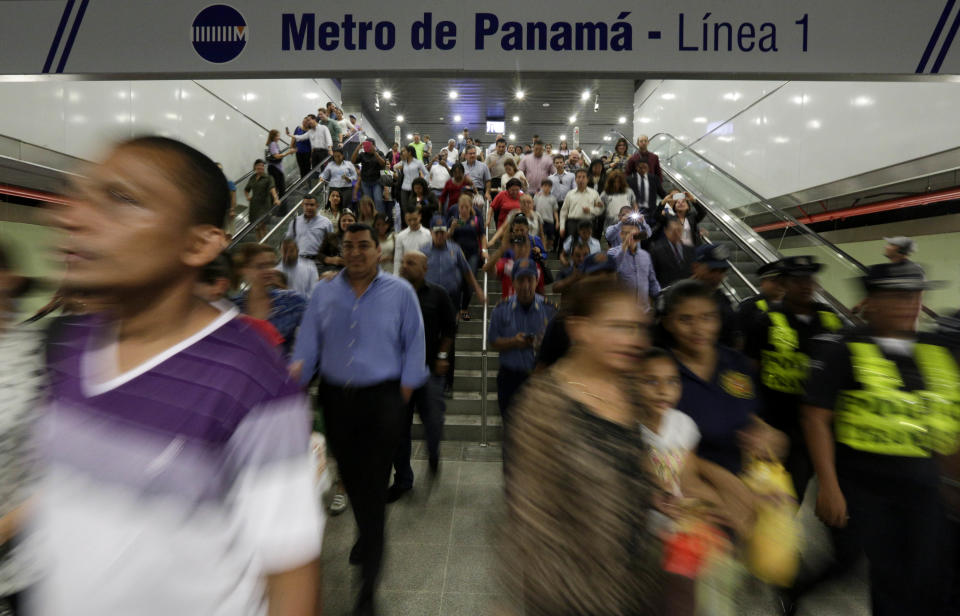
left=32, top=308, right=323, bottom=616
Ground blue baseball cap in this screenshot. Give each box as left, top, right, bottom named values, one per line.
left=511, top=258, right=539, bottom=280
left=694, top=244, right=731, bottom=269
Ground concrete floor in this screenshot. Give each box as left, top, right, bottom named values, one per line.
left=319, top=442, right=870, bottom=616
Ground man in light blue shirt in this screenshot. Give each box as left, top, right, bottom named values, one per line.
left=462, top=146, right=492, bottom=202
left=321, top=146, right=358, bottom=207
left=292, top=222, right=426, bottom=615
left=605, top=207, right=652, bottom=249
left=607, top=216, right=661, bottom=311
left=284, top=194, right=333, bottom=259
left=488, top=259, right=556, bottom=458
left=562, top=220, right=601, bottom=264
left=548, top=155, right=576, bottom=203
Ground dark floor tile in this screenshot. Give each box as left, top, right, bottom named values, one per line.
left=457, top=461, right=503, bottom=485
left=450, top=507, right=505, bottom=547
left=442, top=545, right=504, bottom=595
left=379, top=542, right=448, bottom=592
left=375, top=590, right=442, bottom=616
left=386, top=504, right=454, bottom=545
left=454, top=482, right=506, bottom=511
left=440, top=592, right=509, bottom=616
left=411, top=440, right=464, bottom=461
left=462, top=443, right=503, bottom=462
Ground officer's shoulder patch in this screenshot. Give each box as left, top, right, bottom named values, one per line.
left=719, top=370, right=755, bottom=400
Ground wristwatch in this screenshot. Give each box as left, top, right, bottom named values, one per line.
left=437, top=352, right=449, bottom=360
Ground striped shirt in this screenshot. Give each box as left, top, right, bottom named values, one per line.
left=34, top=309, right=323, bottom=616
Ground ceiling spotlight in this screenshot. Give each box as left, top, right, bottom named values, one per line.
left=581, top=90, right=590, bottom=101
left=618, top=116, right=627, bottom=124
left=568, top=115, right=576, bottom=123
left=603, top=135, right=611, bottom=141
left=542, top=102, right=550, bottom=107
left=509, top=133, right=516, bottom=141
left=515, top=89, right=525, bottom=99
left=382, top=90, right=392, bottom=100
left=559, top=134, right=566, bottom=141
left=453, top=114, right=462, bottom=122
left=396, top=115, right=404, bottom=123
left=406, top=133, right=413, bottom=140
left=512, top=115, right=519, bottom=122
left=448, top=90, right=458, bottom=99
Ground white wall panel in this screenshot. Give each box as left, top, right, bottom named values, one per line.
left=633, top=80, right=960, bottom=200
left=0, top=77, right=341, bottom=185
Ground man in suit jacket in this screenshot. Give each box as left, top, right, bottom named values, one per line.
left=649, top=217, right=695, bottom=288
left=625, top=135, right=662, bottom=180
left=627, top=160, right=665, bottom=213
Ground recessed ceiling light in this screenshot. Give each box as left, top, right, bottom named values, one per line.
left=515, top=90, right=525, bottom=100
left=453, top=114, right=461, bottom=122
left=542, top=102, right=550, bottom=107
left=568, top=115, right=576, bottom=123
left=396, top=115, right=404, bottom=122
left=581, top=90, right=590, bottom=100
left=382, top=91, right=392, bottom=100
left=693, top=117, right=707, bottom=123
left=406, top=133, right=413, bottom=140
left=661, top=93, right=676, bottom=100
left=559, top=134, right=566, bottom=141
left=509, top=133, right=516, bottom=140
left=512, top=115, right=519, bottom=122
left=618, top=116, right=627, bottom=124
left=449, top=90, right=458, bottom=99
left=603, top=135, right=611, bottom=141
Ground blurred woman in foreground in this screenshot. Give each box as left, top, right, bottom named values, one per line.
left=504, top=278, right=662, bottom=615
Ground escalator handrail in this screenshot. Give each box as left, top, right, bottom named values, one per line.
left=643, top=131, right=869, bottom=275
left=230, top=131, right=364, bottom=249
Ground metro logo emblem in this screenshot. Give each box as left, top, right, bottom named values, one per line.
left=192, top=5, right=247, bottom=63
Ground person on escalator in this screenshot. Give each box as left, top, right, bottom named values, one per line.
left=243, top=159, right=281, bottom=241
left=627, top=160, right=665, bottom=215
left=653, top=190, right=705, bottom=247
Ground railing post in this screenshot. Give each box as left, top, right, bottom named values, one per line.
left=479, top=196, right=491, bottom=447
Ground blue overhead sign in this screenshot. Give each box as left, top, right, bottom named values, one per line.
left=3, top=0, right=958, bottom=77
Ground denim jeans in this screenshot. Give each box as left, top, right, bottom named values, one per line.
left=361, top=180, right=386, bottom=215
left=392, top=373, right=446, bottom=488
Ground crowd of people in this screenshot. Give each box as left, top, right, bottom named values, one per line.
left=0, top=123, right=959, bottom=616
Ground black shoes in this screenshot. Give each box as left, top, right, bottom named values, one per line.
left=385, top=483, right=412, bottom=503
left=353, top=595, right=376, bottom=616
left=429, top=456, right=440, bottom=477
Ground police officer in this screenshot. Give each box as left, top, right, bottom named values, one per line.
left=736, top=259, right=785, bottom=335
left=802, top=262, right=960, bottom=616
left=689, top=243, right=739, bottom=348
left=489, top=258, right=557, bottom=445
left=744, top=255, right=843, bottom=497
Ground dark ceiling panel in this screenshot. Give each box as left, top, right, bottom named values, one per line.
left=342, top=77, right=636, bottom=157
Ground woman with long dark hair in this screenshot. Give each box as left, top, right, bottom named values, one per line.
left=658, top=280, right=786, bottom=475
left=600, top=170, right=638, bottom=228
left=321, top=188, right=344, bottom=227
left=654, top=190, right=705, bottom=246
left=439, top=163, right=473, bottom=215
left=410, top=176, right=440, bottom=227
left=265, top=129, right=294, bottom=196
left=504, top=277, right=662, bottom=615
left=608, top=137, right=631, bottom=172
left=317, top=208, right=357, bottom=274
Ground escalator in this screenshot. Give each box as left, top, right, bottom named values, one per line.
left=613, top=131, right=869, bottom=320
left=229, top=131, right=365, bottom=254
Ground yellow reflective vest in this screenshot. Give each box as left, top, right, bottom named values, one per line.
left=835, top=341, right=960, bottom=457
left=761, top=310, right=843, bottom=395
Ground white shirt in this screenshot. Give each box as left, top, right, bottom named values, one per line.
left=277, top=260, right=319, bottom=298
left=292, top=124, right=332, bottom=151
left=681, top=217, right=694, bottom=247
left=559, top=187, right=603, bottom=227
left=428, top=162, right=450, bottom=190
left=393, top=226, right=432, bottom=275
left=641, top=409, right=701, bottom=496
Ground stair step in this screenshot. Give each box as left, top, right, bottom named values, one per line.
left=412, top=414, right=502, bottom=441
left=456, top=352, right=499, bottom=370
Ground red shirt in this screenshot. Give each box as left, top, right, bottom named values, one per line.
left=490, top=191, right=522, bottom=228
left=439, top=178, right=473, bottom=213
left=495, top=257, right=546, bottom=299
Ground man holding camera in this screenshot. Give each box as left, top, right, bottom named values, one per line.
left=607, top=214, right=661, bottom=311
left=482, top=220, right=546, bottom=300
